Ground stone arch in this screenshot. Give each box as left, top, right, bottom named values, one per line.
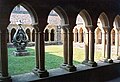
left=114, top=15, right=120, bottom=28
left=79, top=9, right=92, bottom=26
left=45, top=29, right=49, bottom=41
left=111, top=29, right=115, bottom=45
left=79, top=27, right=84, bottom=43
left=18, top=2, right=38, bottom=24
left=98, top=12, right=109, bottom=27
left=11, top=28, right=16, bottom=42
left=50, top=29, right=55, bottom=41
left=95, top=27, right=102, bottom=44
left=53, top=6, right=69, bottom=25
left=73, top=27, right=78, bottom=42
left=26, top=28, right=31, bottom=41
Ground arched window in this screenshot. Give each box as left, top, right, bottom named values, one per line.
left=111, top=29, right=115, bottom=45
left=11, top=28, right=16, bottom=42
left=51, top=29, right=55, bottom=41
left=32, top=29, right=35, bottom=42
left=45, top=29, right=49, bottom=41
left=79, top=28, right=84, bottom=43
left=26, top=28, right=31, bottom=41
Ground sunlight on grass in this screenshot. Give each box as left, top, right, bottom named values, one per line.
left=8, top=45, right=118, bottom=75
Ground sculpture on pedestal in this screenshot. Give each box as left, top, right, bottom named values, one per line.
left=12, top=21, right=29, bottom=56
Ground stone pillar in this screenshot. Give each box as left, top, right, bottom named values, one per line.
left=61, top=26, right=68, bottom=66
left=32, top=24, right=39, bottom=71
left=9, top=32, right=11, bottom=43
left=82, top=29, right=89, bottom=63
left=37, top=31, right=49, bottom=77
left=88, top=27, right=97, bottom=67
left=102, top=31, right=106, bottom=58
left=65, top=27, right=76, bottom=72
left=104, top=28, right=113, bottom=63
left=79, top=32, right=83, bottom=43
left=30, top=31, right=32, bottom=42
left=115, top=29, right=120, bottom=60
left=0, top=29, right=11, bottom=81
left=75, top=32, right=78, bottom=42
left=32, top=24, right=49, bottom=78
left=95, top=32, right=98, bottom=44
left=48, top=31, right=51, bottom=42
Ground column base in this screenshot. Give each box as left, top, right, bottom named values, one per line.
left=32, top=68, right=49, bottom=78
left=61, top=65, right=76, bottom=72
left=85, top=61, right=97, bottom=67
left=104, top=59, right=113, bottom=63
left=0, top=76, right=12, bottom=82
left=82, top=60, right=89, bottom=64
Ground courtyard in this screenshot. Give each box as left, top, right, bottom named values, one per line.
left=8, top=43, right=120, bottom=75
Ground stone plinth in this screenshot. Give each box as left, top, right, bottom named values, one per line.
left=13, top=50, right=30, bottom=56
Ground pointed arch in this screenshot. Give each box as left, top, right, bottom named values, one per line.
left=10, top=2, right=38, bottom=25
left=79, top=9, right=92, bottom=26
left=53, top=6, right=69, bottom=25
left=113, top=15, right=120, bottom=28
left=111, top=29, right=115, bottom=45
left=95, top=27, right=102, bottom=44
left=98, top=12, right=109, bottom=27
left=79, top=27, right=84, bottom=42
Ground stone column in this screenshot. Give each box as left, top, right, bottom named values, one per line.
left=61, top=26, right=68, bottom=66
left=88, top=27, right=97, bottom=67
left=115, top=29, right=120, bottom=59
left=102, top=30, right=106, bottom=58
left=66, top=28, right=76, bottom=72
left=48, top=31, right=51, bottom=42
left=75, top=32, right=78, bottom=42
left=32, top=24, right=39, bottom=71
left=82, top=29, right=89, bottom=63
left=37, top=31, right=49, bottom=77
left=79, top=32, right=83, bottom=43
left=30, top=31, right=32, bottom=42
left=0, top=29, right=11, bottom=81
left=9, top=32, right=11, bottom=43
left=105, top=28, right=113, bottom=63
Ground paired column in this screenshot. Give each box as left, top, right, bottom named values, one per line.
left=32, top=24, right=49, bottom=78
left=61, top=25, right=76, bottom=72
left=105, top=28, right=113, bottom=63
left=82, top=28, right=89, bottom=63
left=0, top=29, right=12, bottom=81
left=115, top=29, right=120, bottom=59
left=102, top=30, right=106, bottom=58
left=66, top=28, right=76, bottom=71
left=61, top=26, right=68, bottom=66
left=32, top=24, right=39, bottom=70
left=88, top=27, right=97, bottom=67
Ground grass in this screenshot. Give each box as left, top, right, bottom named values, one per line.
left=8, top=45, right=117, bottom=75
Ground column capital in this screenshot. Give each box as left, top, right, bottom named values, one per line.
left=32, top=23, right=39, bottom=32
left=86, top=25, right=96, bottom=32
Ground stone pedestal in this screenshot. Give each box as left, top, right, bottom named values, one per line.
left=32, top=68, right=49, bottom=78
left=13, top=50, right=30, bottom=56
left=0, top=76, right=12, bottom=82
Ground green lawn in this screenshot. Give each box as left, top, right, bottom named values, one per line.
left=8, top=45, right=112, bottom=75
